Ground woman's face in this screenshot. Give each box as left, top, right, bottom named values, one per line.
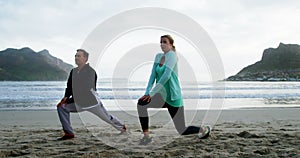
left=160, top=37, right=173, bottom=53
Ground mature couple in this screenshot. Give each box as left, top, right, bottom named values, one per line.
left=57, top=35, right=210, bottom=145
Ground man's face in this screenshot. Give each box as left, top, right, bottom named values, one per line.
left=75, top=51, right=87, bottom=66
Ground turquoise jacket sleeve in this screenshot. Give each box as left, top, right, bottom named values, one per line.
left=144, top=54, right=161, bottom=95
left=149, top=51, right=177, bottom=97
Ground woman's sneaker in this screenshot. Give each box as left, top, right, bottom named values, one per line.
left=199, top=126, right=211, bottom=139
left=139, top=136, right=152, bottom=145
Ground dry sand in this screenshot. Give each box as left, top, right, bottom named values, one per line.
left=0, top=108, right=299, bottom=157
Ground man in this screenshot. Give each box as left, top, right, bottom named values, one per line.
left=57, top=49, right=127, bottom=140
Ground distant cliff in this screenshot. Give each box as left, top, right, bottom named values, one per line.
left=226, top=43, right=300, bottom=81
left=0, top=47, right=73, bottom=81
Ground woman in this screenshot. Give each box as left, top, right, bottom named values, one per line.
left=137, top=35, right=210, bottom=145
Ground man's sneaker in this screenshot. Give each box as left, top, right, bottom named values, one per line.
left=139, top=136, right=152, bottom=145
left=199, top=125, right=211, bottom=139
left=57, top=133, right=75, bottom=141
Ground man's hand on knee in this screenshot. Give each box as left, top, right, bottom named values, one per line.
left=57, top=97, right=67, bottom=107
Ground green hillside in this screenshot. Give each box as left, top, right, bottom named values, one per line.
left=0, top=47, right=73, bottom=81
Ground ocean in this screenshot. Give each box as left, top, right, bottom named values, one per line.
left=0, top=81, right=299, bottom=111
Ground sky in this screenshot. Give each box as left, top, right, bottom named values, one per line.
left=1, top=0, right=300, bottom=81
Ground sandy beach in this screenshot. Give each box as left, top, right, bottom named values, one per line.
left=0, top=108, right=299, bottom=157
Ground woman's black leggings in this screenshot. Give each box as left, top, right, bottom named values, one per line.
left=137, top=94, right=200, bottom=135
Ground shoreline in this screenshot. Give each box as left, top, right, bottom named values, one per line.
left=1, top=104, right=299, bottom=112
left=1, top=105, right=299, bottom=110
left=1, top=107, right=299, bottom=125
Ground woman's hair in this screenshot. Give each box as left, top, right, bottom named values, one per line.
left=161, top=35, right=176, bottom=52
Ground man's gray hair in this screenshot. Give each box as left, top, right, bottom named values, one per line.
left=77, top=49, right=89, bottom=60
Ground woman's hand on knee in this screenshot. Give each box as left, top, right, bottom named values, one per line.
left=139, top=95, right=151, bottom=103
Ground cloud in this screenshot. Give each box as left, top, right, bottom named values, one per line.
left=1, top=0, right=300, bottom=80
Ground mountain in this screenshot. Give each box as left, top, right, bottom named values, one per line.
left=0, top=47, right=73, bottom=81
left=226, top=43, right=300, bottom=81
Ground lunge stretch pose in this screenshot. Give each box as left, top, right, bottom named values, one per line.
left=137, top=35, right=210, bottom=145
left=57, top=49, right=127, bottom=140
